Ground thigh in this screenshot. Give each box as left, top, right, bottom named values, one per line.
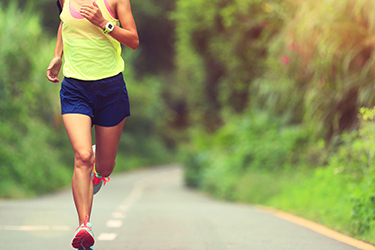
left=62, top=114, right=93, bottom=155
left=94, top=118, right=126, bottom=168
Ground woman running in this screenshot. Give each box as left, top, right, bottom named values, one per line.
left=46, top=0, right=138, bottom=249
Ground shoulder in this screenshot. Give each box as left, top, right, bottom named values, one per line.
left=114, top=0, right=132, bottom=8
left=110, top=0, right=132, bottom=16
left=115, top=0, right=133, bottom=12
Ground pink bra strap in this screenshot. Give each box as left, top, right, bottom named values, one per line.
left=104, top=0, right=116, bottom=19
left=69, top=4, right=85, bottom=19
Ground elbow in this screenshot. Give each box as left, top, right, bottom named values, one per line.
left=131, top=38, right=139, bottom=50
left=122, top=33, right=139, bottom=50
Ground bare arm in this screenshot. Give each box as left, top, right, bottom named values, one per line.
left=47, top=0, right=65, bottom=83
left=80, top=0, right=139, bottom=50
left=47, top=21, right=64, bottom=82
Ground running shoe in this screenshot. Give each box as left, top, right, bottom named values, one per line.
left=71, top=215, right=95, bottom=249
left=91, top=145, right=110, bottom=195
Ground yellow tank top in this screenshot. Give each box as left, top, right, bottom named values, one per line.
left=60, top=0, right=124, bottom=80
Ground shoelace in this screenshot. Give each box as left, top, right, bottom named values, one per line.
left=92, top=163, right=110, bottom=186
left=73, top=215, right=92, bottom=233
left=92, top=174, right=110, bottom=185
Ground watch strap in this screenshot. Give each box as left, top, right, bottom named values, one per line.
left=103, top=22, right=114, bottom=34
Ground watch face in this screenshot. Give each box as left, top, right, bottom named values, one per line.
left=108, top=24, right=113, bottom=29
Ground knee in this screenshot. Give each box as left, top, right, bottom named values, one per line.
left=96, top=160, right=116, bottom=177
left=74, top=149, right=94, bottom=169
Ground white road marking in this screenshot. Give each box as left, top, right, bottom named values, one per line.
left=106, top=220, right=123, bottom=228
left=51, top=226, right=70, bottom=230
left=0, top=225, right=70, bottom=231
left=99, top=178, right=149, bottom=241
left=4, top=225, right=50, bottom=231
left=98, top=233, right=117, bottom=241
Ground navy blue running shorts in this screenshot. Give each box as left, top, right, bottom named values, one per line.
left=60, top=73, right=130, bottom=127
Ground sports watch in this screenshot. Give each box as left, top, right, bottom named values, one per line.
left=103, top=22, right=114, bottom=34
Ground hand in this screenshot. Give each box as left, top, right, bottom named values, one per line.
left=80, top=1, right=107, bottom=29
left=47, top=57, right=62, bottom=83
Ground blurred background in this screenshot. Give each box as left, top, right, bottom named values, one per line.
left=1, top=0, right=375, bottom=243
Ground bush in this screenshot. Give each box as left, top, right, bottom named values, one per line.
left=183, top=109, right=311, bottom=199
left=268, top=107, right=375, bottom=242
left=350, top=180, right=375, bottom=238
left=171, top=0, right=287, bottom=130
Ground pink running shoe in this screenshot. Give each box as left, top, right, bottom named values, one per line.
left=71, top=215, right=95, bottom=249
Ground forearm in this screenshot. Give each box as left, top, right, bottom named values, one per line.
left=101, top=23, right=139, bottom=50
left=54, top=22, right=64, bottom=58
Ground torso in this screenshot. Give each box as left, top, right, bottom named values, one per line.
left=60, top=0, right=124, bottom=80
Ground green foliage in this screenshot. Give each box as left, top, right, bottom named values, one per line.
left=173, top=0, right=375, bottom=244
left=326, top=107, right=375, bottom=181
left=0, top=120, right=72, bottom=198
left=265, top=107, right=375, bottom=242
left=0, top=2, right=61, bottom=125
left=182, top=150, right=207, bottom=188
left=332, top=107, right=375, bottom=238
left=185, top=106, right=375, bottom=239
left=234, top=170, right=284, bottom=204
left=115, top=54, right=176, bottom=170
left=267, top=163, right=375, bottom=241
left=268, top=166, right=355, bottom=233
left=264, top=0, right=375, bottom=141
left=183, top=110, right=311, bottom=200
left=350, top=180, right=375, bottom=238
left=130, top=0, right=175, bottom=76
left=0, top=2, right=73, bottom=198
left=171, top=0, right=287, bottom=130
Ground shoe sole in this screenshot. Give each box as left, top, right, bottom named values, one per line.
left=72, top=229, right=95, bottom=249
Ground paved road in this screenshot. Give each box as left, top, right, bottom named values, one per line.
left=0, top=165, right=366, bottom=250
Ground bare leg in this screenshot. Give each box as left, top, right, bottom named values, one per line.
left=62, top=114, right=94, bottom=225
left=94, top=118, right=126, bottom=177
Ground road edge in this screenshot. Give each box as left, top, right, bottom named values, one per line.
left=255, top=205, right=375, bottom=250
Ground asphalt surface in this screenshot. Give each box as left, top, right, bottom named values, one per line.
left=0, top=165, right=364, bottom=250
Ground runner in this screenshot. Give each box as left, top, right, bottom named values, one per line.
left=46, top=0, right=139, bottom=249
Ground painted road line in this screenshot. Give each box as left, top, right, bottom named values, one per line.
left=99, top=179, right=148, bottom=243
left=112, top=211, right=125, bottom=219
left=117, top=179, right=147, bottom=212
left=51, top=226, right=70, bottom=230
left=1, top=225, right=70, bottom=231
left=256, top=206, right=375, bottom=250
left=98, top=233, right=117, bottom=241
left=4, top=225, right=49, bottom=231
left=106, top=220, right=123, bottom=228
